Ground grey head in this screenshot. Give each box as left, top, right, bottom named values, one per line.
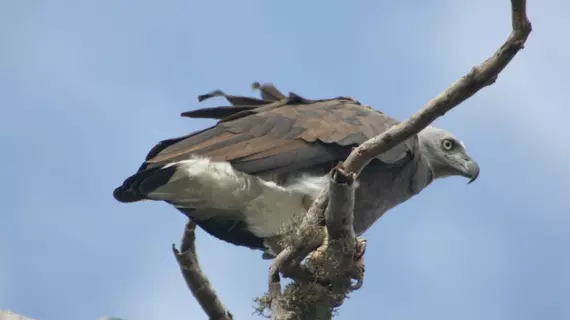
left=418, top=126, right=480, bottom=183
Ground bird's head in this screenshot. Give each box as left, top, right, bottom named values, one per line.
left=418, top=126, right=480, bottom=184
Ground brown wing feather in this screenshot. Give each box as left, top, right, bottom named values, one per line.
left=141, top=92, right=415, bottom=176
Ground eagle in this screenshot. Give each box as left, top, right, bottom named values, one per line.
left=113, top=83, right=480, bottom=257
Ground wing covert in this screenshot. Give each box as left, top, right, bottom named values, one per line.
left=140, top=86, right=417, bottom=177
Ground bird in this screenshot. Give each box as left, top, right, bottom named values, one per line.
left=113, top=83, right=480, bottom=258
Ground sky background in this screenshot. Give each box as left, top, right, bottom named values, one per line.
left=1, top=1, right=568, bottom=319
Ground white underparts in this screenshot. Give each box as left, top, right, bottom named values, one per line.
left=146, top=157, right=327, bottom=238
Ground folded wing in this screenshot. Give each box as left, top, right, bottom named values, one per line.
left=138, top=91, right=414, bottom=179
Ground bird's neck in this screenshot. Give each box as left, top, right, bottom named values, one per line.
left=408, top=151, right=434, bottom=195
left=417, top=137, right=437, bottom=185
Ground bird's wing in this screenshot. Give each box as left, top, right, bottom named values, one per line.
left=139, top=91, right=415, bottom=177
left=113, top=86, right=418, bottom=252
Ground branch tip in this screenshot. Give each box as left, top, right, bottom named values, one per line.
left=173, top=219, right=233, bottom=320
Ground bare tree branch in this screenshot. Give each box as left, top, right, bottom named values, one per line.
left=172, top=220, right=233, bottom=320
left=267, top=0, right=531, bottom=317
left=268, top=166, right=359, bottom=320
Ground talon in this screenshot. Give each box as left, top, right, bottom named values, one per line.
left=349, top=258, right=366, bottom=290
left=351, top=277, right=364, bottom=290
left=349, top=239, right=366, bottom=290
left=308, top=227, right=329, bottom=262
left=354, top=238, right=367, bottom=261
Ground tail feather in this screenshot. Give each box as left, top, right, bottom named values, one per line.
left=113, top=165, right=178, bottom=203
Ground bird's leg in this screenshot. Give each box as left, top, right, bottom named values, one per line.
left=304, top=230, right=366, bottom=289
left=306, top=227, right=330, bottom=264
left=307, top=228, right=366, bottom=290
left=308, top=233, right=367, bottom=290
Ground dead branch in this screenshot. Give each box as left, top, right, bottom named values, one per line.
left=267, top=0, right=531, bottom=318
left=269, top=167, right=358, bottom=320
left=173, top=220, right=233, bottom=320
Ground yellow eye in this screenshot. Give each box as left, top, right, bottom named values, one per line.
left=442, top=139, right=455, bottom=151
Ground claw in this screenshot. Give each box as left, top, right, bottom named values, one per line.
left=349, top=254, right=366, bottom=290
left=349, top=238, right=367, bottom=290
left=354, top=237, right=367, bottom=261
left=308, top=227, right=329, bottom=264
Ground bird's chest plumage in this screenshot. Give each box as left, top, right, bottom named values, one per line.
left=352, top=157, right=430, bottom=235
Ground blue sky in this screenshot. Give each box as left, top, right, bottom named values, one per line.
left=1, top=1, right=568, bottom=319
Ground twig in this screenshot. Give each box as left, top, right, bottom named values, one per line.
left=172, top=220, right=233, bottom=320
left=268, top=0, right=532, bottom=314
left=268, top=254, right=295, bottom=320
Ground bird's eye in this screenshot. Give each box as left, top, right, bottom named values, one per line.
left=441, top=139, right=455, bottom=151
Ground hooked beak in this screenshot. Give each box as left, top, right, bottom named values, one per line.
left=460, top=157, right=480, bottom=184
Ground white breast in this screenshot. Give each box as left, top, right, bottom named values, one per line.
left=150, top=157, right=327, bottom=238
